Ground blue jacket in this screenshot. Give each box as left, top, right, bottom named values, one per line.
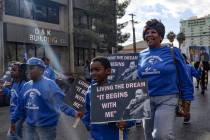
left=2, top=81, right=26, bottom=118
left=186, top=64, right=201, bottom=94
left=11, top=76, right=76, bottom=127
left=44, top=65, right=56, bottom=80
left=82, top=85, right=133, bottom=140
left=186, top=64, right=201, bottom=83
left=138, top=45, right=193, bottom=100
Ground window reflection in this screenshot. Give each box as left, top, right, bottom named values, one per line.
left=5, top=0, right=19, bottom=16
left=5, top=0, right=59, bottom=24
left=34, top=2, right=47, bottom=22
left=20, top=0, right=33, bottom=19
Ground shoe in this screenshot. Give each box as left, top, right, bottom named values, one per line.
left=183, top=114, right=191, bottom=124
left=195, top=86, right=199, bottom=88
left=183, top=119, right=191, bottom=124
left=201, top=91, right=205, bottom=95
left=135, top=120, right=142, bottom=127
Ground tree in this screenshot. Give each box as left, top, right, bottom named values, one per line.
left=87, top=0, right=130, bottom=53
left=117, top=21, right=130, bottom=50
left=167, top=31, right=176, bottom=46
left=176, top=32, right=186, bottom=49
left=86, top=0, right=116, bottom=53
left=116, top=0, right=131, bottom=51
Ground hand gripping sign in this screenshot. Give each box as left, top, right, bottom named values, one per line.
left=91, top=80, right=151, bottom=140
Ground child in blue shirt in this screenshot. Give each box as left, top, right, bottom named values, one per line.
left=2, top=62, right=27, bottom=140
left=182, top=53, right=201, bottom=124
left=42, top=57, right=56, bottom=80
left=82, top=56, right=133, bottom=140
left=10, top=57, right=83, bottom=140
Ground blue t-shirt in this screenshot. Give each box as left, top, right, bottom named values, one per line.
left=138, top=45, right=193, bottom=100
left=2, top=81, right=26, bottom=118
left=82, top=84, right=134, bottom=140
left=11, top=76, right=76, bottom=126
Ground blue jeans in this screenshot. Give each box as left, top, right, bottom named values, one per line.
left=143, top=94, right=177, bottom=140
left=7, top=118, right=24, bottom=140
left=25, top=124, right=56, bottom=140
left=16, top=118, right=25, bottom=138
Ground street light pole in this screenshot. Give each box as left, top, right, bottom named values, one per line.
left=129, top=13, right=137, bottom=53
left=0, top=0, right=4, bottom=75
left=68, top=0, right=74, bottom=73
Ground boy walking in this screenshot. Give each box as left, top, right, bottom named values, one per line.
left=10, top=57, right=82, bottom=140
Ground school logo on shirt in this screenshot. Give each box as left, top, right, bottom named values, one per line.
left=25, top=89, right=41, bottom=110
left=141, top=56, right=163, bottom=75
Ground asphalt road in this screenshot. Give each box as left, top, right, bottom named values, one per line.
left=0, top=77, right=210, bottom=140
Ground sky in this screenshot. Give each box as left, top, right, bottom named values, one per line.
left=118, top=0, right=210, bottom=47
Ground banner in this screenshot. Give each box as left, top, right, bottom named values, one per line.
left=91, top=80, right=150, bottom=124
left=189, top=46, right=210, bottom=61
left=107, top=53, right=139, bottom=82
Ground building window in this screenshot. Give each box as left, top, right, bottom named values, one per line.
left=5, top=0, right=59, bottom=24
left=74, top=8, right=89, bottom=28
left=74, top=48, right=96, bottom=67
left=48, top=4, right=59, bottom=24
left=74, top=48, right=79, bottom=66
left=5, top=0, right=20, bottom=16
left=20, top=0, right=33, bottom=19
left=36, top=45, right=45, bottom=58
left=79, top=48, right=84, bottom=66
left=34, top=2, right=47, bottom=22
left=4, top=43, right=17, bottom=63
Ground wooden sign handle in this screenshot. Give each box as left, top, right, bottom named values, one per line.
left=72, top=117, right=80, bottom=128
left=119, top=128, right=124, bottom=140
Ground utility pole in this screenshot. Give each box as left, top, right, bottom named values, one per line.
left=129, top=13, right=137, bottom=53
left=0, top=0, right=4, bottom=75
left=112, top=0, right=117, bottom=54
left=68, top=0, right=74, bottom=73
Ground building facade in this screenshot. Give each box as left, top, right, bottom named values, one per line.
left=73, top=0, right=96, bottom=67
left=73, top=0, right=117, bottom=67
left=180, top=15, right=210, bottom=61
left=0, top=0, right=71, bottom=75
left=0, top=0, right=116, bottom=75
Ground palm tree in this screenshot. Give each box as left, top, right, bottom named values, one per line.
left=176, top=32, right=186, bottom=50
left=166, top=31, right=176, bottom=46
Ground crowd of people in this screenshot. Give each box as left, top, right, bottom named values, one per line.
left=0, top=19, right=209, bottom=140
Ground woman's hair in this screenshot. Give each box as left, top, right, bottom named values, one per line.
left=91, top=56, right=111, bottom=69
left=12, top=62, right=28, bottom=81
left=182, top=53, right=189, bottom=64
left=143, top=19, right=165, bottom=41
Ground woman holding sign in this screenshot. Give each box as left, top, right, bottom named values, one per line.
left=82, top=56, right=133, bottom=140
left=138, top=19, right=193, bottom=140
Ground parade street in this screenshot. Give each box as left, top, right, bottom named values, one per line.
left=0, top=78, right=210, bottom=140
